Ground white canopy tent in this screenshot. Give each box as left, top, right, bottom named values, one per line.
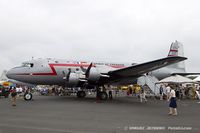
left=157, top=75, right=198, bottom=84
left=193, top=76, right=200, bottom=82
left=157, top=75, right=200, bottom=102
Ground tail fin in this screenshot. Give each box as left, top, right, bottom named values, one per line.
left=168, top=40, right=184, bottom=57
left=167, top=41, right=186, bottom=72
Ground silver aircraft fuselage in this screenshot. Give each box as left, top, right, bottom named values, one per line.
left=6, top=57, right=186, bottom=87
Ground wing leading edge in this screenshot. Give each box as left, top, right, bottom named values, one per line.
left=108, top=56, right=187, bottom=78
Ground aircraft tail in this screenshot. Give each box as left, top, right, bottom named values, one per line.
left=167, top=41, right=186, bottom=72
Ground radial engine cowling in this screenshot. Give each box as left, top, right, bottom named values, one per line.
left=87, top=67, right=101, bottom=82
left=66, top=73, right=79, bottom=87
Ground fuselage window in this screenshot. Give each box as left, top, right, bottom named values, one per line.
left=21, top=63, right=34, bottom=67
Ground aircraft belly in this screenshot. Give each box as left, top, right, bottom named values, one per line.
left=35, top=76, right=64, bottom=85
left=17, top=75, right=64, bottom=85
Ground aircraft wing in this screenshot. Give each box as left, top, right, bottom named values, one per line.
left=108, top=56, right=187, bottom=78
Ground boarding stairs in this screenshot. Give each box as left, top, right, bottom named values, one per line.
left=137, top=75, right=160, bottom=96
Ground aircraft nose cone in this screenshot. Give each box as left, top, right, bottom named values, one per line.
left=6, top=69, right=15, bottom=79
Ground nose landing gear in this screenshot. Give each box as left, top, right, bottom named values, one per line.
left=24, top=93, right=33, bottom=101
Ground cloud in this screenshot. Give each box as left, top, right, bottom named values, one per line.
left=0, top=0, right=200, bottom=73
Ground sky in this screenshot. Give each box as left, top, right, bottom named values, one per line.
left=0, top=0, right=200, bottom=74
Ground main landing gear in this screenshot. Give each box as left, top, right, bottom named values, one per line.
left=99, top=91, right=108, bottom=100
left=96, top=87, right=108, bottom=101
left=76, top=91, right=86, bottom=98
left=76, top=88, right=108, bottom=100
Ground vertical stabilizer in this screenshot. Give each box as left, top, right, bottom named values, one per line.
left=168, top=40, right=184, bottom=57
left=167, top=41, right=186, bottom=71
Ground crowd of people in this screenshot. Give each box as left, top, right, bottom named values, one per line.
left=159, top=84, right=200, bottom=101
left=124, top=83, right=200, bottom=116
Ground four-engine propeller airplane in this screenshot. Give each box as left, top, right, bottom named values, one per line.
left=6, top=41, right=187, bottom=100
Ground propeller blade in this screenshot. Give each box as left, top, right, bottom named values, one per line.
left=85, top=63, right=93, bottom=78
left=66, top=69, right=71, bottom=82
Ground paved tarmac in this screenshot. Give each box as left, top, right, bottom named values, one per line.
left=0, top=94, right=199, bottom=133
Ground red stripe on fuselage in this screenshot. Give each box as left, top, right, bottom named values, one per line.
left=106, top=65, right=125, bottom=68
left=15, top=63, right=125, bottom=76
left=32, top=64, right=94, bottom=76
left=15, top=64, right=95, bottom=76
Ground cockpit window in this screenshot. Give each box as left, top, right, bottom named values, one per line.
left=21, top=63, right=34, bottom=68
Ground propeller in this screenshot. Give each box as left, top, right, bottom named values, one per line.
left=79, top=63, right=93, bottom=82
left=80, top=63, right=93, bottom=77
left=65, top=69, right=71, bottom=82
left=85, top=63, right=93, bottom=79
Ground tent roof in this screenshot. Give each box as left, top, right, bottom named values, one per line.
left=193, top=76, right=200, bottom=82
left=157, top=75, right=198, bottom=84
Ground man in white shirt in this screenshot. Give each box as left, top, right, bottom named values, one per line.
left=196, top=91, right=200, bottom=103
left=166, top=85, right=171, bottom=101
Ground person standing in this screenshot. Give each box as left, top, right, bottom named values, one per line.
left=166, top=85, right=171, bottom=101
left=159, top=85, right=164, bottom=100
left=140, top=85, right=147, bottom=103
left=179, top=84, right=184, bottom=100
left=168, top=87, right=178, bottom=116
left=11, top=87, right=17, bottom=106
left=107, top=85, right=112, bottom=100
left=108, top=89, right=113, bottom=100
left=192, top=84, right=197, bottom=99
left=96, top=87, right=100, bottom=102
left=175, top=85, right=180, bottom=101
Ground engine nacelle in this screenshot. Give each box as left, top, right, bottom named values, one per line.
left=88, top=67, right=101, bottom=82
left=66, top=73, right=79, bottom=87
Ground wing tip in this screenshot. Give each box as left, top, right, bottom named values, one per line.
left=167, top=56, right=187, bottom=61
